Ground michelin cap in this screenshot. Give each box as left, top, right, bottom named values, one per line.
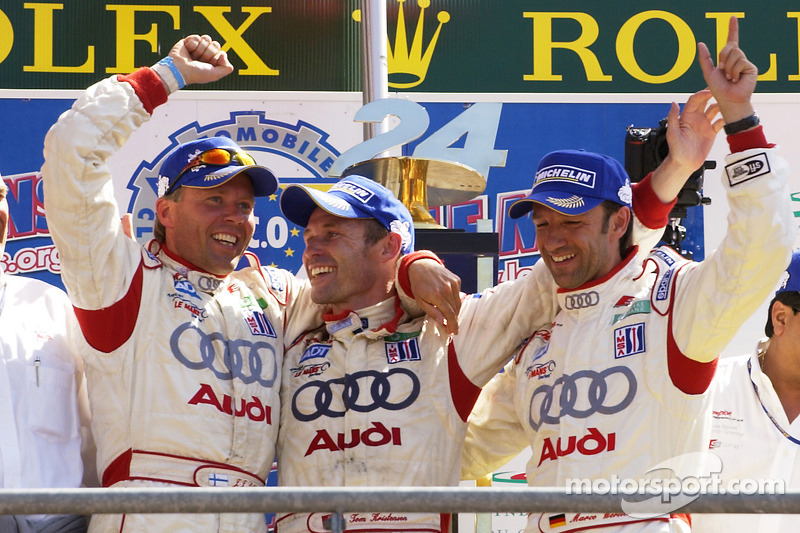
left=509, top=149, right=633, bottom=218
left=280, top=175, right=415, bottom=255
left=156, top=137, right=278, bottom=198
left=776, top=251, right=800, bottom=295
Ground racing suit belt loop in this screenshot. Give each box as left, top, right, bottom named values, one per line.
left=102, top=449, right=265, bottom=488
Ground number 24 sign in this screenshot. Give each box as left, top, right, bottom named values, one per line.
left=328, top=98, right=508, bottom=179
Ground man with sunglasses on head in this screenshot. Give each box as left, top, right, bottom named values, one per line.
left=41, top=35, right=298, bottom=533
left=42, top=33, right=458, bottom=533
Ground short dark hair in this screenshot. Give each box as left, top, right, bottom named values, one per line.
left=765, top=291, right=800, bottom=337
left=600, top=200, right=633, bottom=257
left=153, top=186, right=185, bottom=243
left=363, top=218, right=390, bottom=246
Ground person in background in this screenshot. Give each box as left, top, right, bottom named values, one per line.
left=0, top=177, right=95, bottom=533
left=462, top=17, right=795, bottom=532
left=693, top=251, right=800, bottom=533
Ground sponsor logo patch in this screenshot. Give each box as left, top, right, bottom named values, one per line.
left=725, top=152, right=770, bottom=186
left=656, top=269, right=674, bottom=301
left=564, top=291, right=599, bottom=310
left=535, top=164, right=596, bottom=189
left=265, top=267, right=285, bottom=292
left=611, top=300, right=651, bottom=324
left=614, top=295, right=635, bottom=307
left=291, top=361, right=331, bottom=378
left=170, top=293, right=208, bottom=321
left=614, top=322, right=646, bottom=358
left=385, top=337, right=421, bottom=364
left=328, top=316, right=357, bottom=333
left=652, top=248, right=676, bottom=266
left=244, top=310, right=277, bottom=337
left=299, top=343, right=331, bottom=363
left=330, top=180, right=375, bottom=203
left=527, top=359, right=556, bottom=380
left=173, top=275, right=199, bottom=299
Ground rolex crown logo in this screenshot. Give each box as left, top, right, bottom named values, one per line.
left=354, top=0, right=450, bottom=89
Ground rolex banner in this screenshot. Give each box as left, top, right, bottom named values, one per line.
left=1, top=1, right=800, bottom=92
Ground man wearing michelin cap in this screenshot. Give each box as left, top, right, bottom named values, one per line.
left=462, top=18, right=795, bottom=532
left=273, top=136, right=695, bottom=533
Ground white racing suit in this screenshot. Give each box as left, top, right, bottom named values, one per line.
left=275, top=178, right=678, bottom=533
left=692, top=344, right=800, bottom=533
left=42, top=68, right=317, bottom=533
left=462, top=139, right=794, bottom=532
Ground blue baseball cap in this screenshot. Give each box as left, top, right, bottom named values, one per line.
left=156, top=137, right=278, bottom=198
left=509, top=149, right=633, bottom=218
left=280, top=175, right=415, bottom=255
left=776, top=251, right=800, bottom=295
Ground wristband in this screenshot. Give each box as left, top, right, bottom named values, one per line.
left=723, top=113, right=759, bottom=135
left=152, top=56, right=185, bottom=93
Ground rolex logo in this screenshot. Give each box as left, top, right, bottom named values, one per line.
left=354, top=0, right=450, bottom=89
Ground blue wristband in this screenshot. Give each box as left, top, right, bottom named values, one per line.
left=157, top=57, right=185, bottom=89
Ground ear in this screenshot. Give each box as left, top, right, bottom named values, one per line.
left=772, top=301, right=791, bottom=337
left=377, top=232, right=403, bottom=264
left=609, top=206, right=632, bottom=239
left=155, top=197, right=176, bottom=229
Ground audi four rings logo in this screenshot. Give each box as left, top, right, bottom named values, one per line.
left=564, top=291, right=600, bottom=310
left=170, top=322, right=279, bottom=386
left=527, top=366, right=637, bottom=430
left=291, top=368, right=421, bottom=421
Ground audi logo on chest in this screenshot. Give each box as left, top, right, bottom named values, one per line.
left=564, top=291, right=600, bottom=310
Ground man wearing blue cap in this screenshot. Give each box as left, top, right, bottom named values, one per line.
left=41, top=33, right=458, bottom=533
left=694, top=251, right=800, bottom=533
left=40, top=35, right=323, bottom=533
left=275, top=173, right=559, bottom=533
left=463, top=18, right=795, bottom=532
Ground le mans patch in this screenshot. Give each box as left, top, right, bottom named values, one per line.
left=725, top=152, right=770, bottom=186
left=385, top=336, right=421, bottom=364
left=614, top=323, right=645, bottom=358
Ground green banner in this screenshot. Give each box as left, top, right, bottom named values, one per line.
left=0, top=0, right=797, bottom=93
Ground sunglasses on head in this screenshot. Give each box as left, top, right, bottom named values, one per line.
left=166, top=148, right=256, bottom=195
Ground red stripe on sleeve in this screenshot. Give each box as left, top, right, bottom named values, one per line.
left=666, top=283, right=717, bottom=394
left=447, top=341, right=482, bottom=422
left=73, top=262, right=144, bottom=353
